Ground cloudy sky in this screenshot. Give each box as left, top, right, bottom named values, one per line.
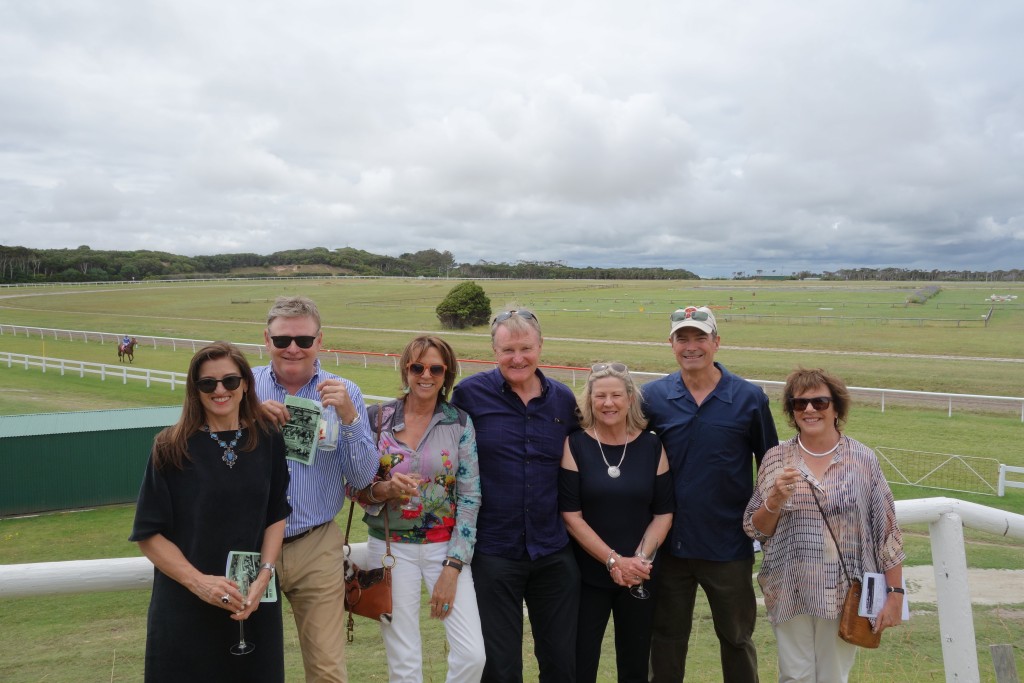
left=1, top=1, right=1022, bottom=277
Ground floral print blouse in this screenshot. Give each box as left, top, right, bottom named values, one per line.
left=361, top=399, right=482, bottom=563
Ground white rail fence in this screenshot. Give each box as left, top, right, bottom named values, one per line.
left=1, top=498, right=1022, bottom=682
left=4, top=323, right=1024, bottom=420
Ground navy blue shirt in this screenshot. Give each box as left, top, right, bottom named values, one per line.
left=642, top=362, right=778, bottom=562
left=451, top=368, right=580, bottom=560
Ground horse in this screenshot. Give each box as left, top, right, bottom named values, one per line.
left=118, top=337, right=138, bottom=364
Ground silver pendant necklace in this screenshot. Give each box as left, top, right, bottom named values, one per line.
left=207, top=425, right=243, bottom=468
left=592, top=428, right=628, bottom=478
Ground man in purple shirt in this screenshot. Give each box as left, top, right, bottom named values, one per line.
left=451, top=309, right=580, bottom=683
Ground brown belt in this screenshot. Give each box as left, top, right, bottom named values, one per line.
left=283, top=521, right=330, bottom=544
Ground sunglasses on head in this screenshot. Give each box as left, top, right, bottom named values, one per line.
left=671, top=308, right=712, bottom=322
left=491, top=309, right=539, bottom=326
left=196, top=375, right=244, bottom=393
left=591, top=362, right=628, bottom=374
left=270, top=335, right=318, bottom=349
left=408, top=362, right=447, bottom=377
left=789, top=396, right=832, bottom=412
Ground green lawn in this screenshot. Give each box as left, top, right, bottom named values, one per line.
left=2, top=278, right=1023, bottom=680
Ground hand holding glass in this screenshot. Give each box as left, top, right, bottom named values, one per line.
left=780, top=450, right=801, bottom=511
left=630, top=536, right=659, bottom=600
left=228, top=573, right=254, bottom=655
left=400, top=474, right=423, bottom=511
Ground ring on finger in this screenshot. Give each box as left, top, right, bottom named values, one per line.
left=221, top=594, right=230, bottom=604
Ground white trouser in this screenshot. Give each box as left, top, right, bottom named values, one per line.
left=367, top=537, right=485, bottom=683
left=773, top=614, right=859, bottom=683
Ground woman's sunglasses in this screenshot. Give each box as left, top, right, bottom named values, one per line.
left=270, top=335, right=318, bottom=349
left=788, top=396, right=832, bottom=412
left=491, top=309, right=539, bottom=326
left=196, top=375, right=244, bottom=393
left=591, top=362, right=628, bottom=374
left=408, top=363, right=447, bottom=377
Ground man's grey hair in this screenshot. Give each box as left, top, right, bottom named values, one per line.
left=490, top=309, right=542, bottom=346
left=267, top=295, right=321, bottom=329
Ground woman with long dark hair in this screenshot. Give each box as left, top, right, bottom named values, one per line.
left=130, top=341, right=290, bottom=682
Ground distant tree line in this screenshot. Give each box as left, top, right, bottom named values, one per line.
left=0, top=245, right=699, bottom=283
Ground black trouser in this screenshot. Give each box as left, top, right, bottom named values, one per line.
left=576, top=579, right=656, bottom=683
left=649, top=555, right=759, bottom=683
left=473, top=546, right=581, bottom=683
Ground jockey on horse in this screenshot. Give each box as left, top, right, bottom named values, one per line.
left=118, top=335, right=137, bottom=363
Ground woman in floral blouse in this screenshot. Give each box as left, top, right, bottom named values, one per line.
left=358, top=335, right=484, bottom=682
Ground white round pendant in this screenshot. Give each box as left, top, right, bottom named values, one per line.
left=607, top=466, right=621, bottom=478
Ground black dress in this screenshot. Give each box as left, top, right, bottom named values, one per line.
left=130, top=429, right=291, bottom=683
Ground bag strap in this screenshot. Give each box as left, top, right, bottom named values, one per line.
left=809, top=485, right=854, bottom=586
left=345, top=405, right=393, bottom=560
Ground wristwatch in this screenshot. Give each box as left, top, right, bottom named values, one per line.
left=259, top=563, right=276, bottom=578
left=886, top=586, right=905, bottom=594
left=442, top=558, right=464, bottom=572
left=342, top=413, right=361, bottom=427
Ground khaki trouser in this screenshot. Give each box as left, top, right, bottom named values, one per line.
left=279, top=521, right=348, bottom=683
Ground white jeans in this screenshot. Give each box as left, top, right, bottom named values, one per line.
left=367, top=537, right=485, bottom=683
left=773, top=614, right=859, bottom=683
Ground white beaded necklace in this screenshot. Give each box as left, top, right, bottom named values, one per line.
left=592, top=428, right=628, bottom=478
left=797, top=434, right=841, bottom=458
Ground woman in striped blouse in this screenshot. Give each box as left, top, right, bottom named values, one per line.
left=744, top=368, right=905, bottom=683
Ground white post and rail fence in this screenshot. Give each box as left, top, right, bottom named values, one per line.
left=1, top=498, right=1022, bottom=682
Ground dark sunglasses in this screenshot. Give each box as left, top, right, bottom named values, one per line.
left=196, top=375, right=244, bottom=393
left=591, top=362, right=628, bottom=373
left=671, top=308, right=712, bottom=322
left=491, top=309, right=539, bottom=326
left=270, top=335, right=318, bottom=349
left=408, top=362, right=447, bottom=377
left=789, top=396, right=832, bottom=412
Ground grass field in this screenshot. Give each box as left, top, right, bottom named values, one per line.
left=1, top=278, right=1023, bottom=680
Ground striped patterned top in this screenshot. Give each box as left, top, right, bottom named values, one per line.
left=252, top=360, right=379, bottom=539
left=743, top=435, right=904, bottom=624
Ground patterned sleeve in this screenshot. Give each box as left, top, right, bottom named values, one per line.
left=744, top=444, right=784, bottom=542
left=868, top=449, right=905, bottom=571
left=448, top=415, right=481, bottom=563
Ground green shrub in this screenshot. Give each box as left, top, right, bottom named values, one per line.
left=436, top=281, right=492, bottom=329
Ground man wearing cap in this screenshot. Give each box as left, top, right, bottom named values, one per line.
left=253, top=295, right=379, bottom=683
left=642, top=306, right=778, bottom=683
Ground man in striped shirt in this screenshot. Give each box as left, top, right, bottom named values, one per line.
left=254, top=295, right=378, bottom=683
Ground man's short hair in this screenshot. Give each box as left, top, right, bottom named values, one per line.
left=267, top=295, right=321, bottom=329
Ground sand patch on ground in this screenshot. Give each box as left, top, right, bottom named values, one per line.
left=902, top=566, right=1024, bottom=605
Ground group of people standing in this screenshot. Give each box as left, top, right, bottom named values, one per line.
left=130, top=294, right=905, bottom=683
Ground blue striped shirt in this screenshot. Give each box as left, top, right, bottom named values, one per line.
left=253, top=360, right=378, bottom=538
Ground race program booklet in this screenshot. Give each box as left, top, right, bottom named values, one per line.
left=226, top=551, right=277, bottom=603
left=283, top=395, right=321, bottom=466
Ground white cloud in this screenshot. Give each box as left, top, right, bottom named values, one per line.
left=1, top=0, right=1022, bottom=276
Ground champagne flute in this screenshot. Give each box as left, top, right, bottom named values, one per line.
left=780, top=447, right=801, bottom=511
left=227, top=554, right=255, bottom=655
left=630, top=536, right=659, bottom=600
left=230, top=620, right=255, bottom=655
left=400, top=473, right=423, bottom=511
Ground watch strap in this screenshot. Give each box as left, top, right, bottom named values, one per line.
left=887, top=586, right=905, bottom=594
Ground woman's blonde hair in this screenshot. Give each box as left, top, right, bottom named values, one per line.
left=578, top=363, right=648, bottom=434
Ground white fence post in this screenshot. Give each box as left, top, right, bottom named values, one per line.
left=929, top=512, right=979, bottom=683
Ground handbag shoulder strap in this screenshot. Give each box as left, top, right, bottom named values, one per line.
left=810, top=486, right=854, bottom=585
left=345, top=405, right=391, bottom=554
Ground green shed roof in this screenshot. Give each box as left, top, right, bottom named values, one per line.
left=0, top=406, right=182, bottom=438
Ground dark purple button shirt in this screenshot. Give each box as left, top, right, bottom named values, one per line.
left=452, top=368, right=580, bottom=560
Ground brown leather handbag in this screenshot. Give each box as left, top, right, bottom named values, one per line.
left=811, top=488, right=882, bottom=649
left=343, top=407, right=395, bottom=641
